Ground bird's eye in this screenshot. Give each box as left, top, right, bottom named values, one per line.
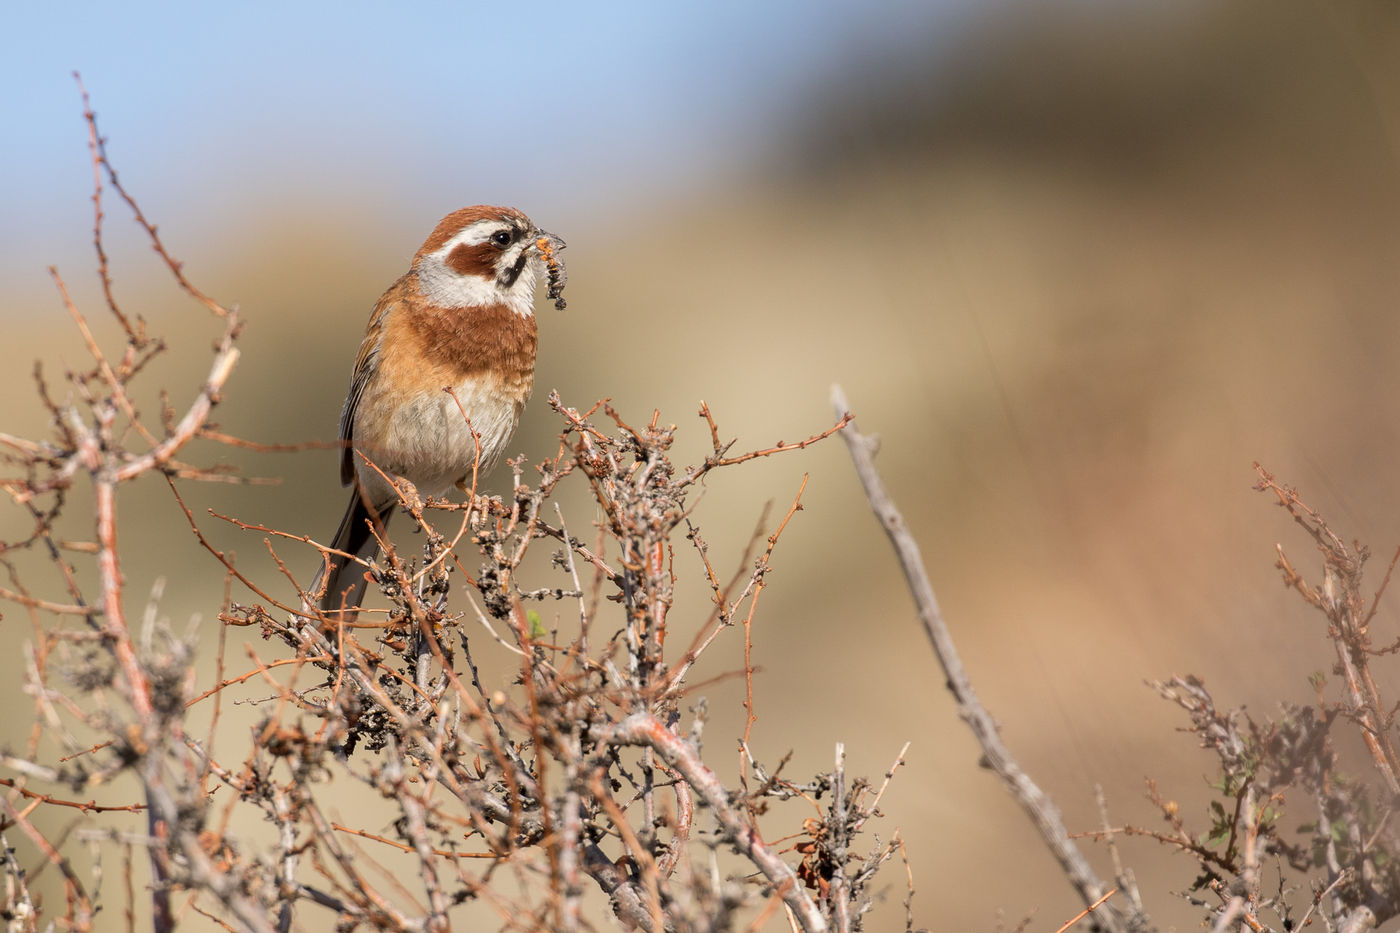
left=491, top=230, right=513, bottom=247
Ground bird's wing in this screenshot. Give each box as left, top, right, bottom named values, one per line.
left=339, top=278, right=407, bottom=487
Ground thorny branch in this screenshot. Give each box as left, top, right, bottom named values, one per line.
left=10, top=92, right=1400, bottom=933
left=1255, top=464, right=1400, bottom=796
left=1, top=91, right=909, bottom=932
left=1078, top=469, right=1400, bottom=932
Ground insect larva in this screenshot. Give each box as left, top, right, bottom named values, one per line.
left=536, top=236, right=568, bottom=311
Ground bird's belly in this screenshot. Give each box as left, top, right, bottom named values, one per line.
left=355, top=379, right=525, bottom=500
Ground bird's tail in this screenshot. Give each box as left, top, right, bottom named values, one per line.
left=308, top=492, right=390, bottom=618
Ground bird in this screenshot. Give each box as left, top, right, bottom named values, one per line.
left=311, top=205, right=565, bottom=616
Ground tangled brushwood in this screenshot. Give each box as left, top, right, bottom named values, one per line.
left=20, top=85, right=1400, bottom=933
left=1105, top=467, right=1400, bottom=933
left=0, top=88, right=910, bottom=933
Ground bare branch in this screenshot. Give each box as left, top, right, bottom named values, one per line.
left=831, top=383, right=1136, bottom=933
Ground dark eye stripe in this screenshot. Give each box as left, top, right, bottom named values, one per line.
left=498, top=249, right=530, bottom=289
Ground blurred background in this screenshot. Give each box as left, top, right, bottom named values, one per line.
left=6, top=0, right=1400, bottom=928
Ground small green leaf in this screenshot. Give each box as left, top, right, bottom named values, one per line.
left=527, top=610, right=546, bottom=639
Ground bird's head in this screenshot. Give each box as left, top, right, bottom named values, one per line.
left=412, top=205, right=566, bottom=315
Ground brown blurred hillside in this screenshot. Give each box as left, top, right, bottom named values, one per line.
left=8, top=2, right=1400, bottom=929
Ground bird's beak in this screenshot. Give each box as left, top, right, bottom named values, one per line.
left=533, top=230, right=566, bottom=253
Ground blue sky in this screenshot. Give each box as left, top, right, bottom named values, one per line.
left=3, top=0, right=973, bottom=298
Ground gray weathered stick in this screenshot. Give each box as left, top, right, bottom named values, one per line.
left=831, top=384, right=1142, bottom=933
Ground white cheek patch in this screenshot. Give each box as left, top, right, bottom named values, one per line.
left=417, top=259, right=509, bottom=309
left=416, top=221, right=541, bottom=317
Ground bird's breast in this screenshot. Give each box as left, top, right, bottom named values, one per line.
left=352, top=298, right=538, bottom=500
